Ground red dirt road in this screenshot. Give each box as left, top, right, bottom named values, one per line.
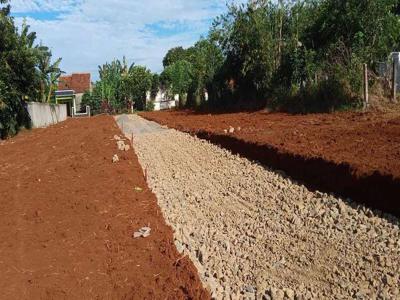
left=0, top=116, right=208, bottom=299
left=141, top=110, right=400, bottom=216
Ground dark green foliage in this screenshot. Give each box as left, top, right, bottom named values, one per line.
left=80, top=90, right=101, bottom=114
left=0, top=80, right=31, bottom=139
left=85, top=58, right=153, bottom=113
left=150, top=73, right=160, bottom=100
left=162, top=47, right=188, bottom=67
left=162, top=60, right=193, bottom=106
left=1, top=1, right=35, bottom=138
left=160, top=39, right=224, bottom=108
left=128, top=65, right=153, bottom=111
left=161, top=0, right=400, bottom=113
left=145, top=100, right=155, bottom=111
left=0, top=0, right=62, bottom=138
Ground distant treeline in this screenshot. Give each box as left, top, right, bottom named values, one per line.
left=64, top=0, right=400, bottom=116
left=159, top=0, right=400, bottom=113
left=0, top=0, right=63, bottom=139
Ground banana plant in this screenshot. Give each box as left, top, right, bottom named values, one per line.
left=36, top=46, right=63, bottom=103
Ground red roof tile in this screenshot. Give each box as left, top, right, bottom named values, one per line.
left=58, top=73, right=91, bottom=94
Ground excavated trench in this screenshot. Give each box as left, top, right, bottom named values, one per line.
left=184, top=131, right=400, bottom=217
left=117, top=115, right=400, bottom=300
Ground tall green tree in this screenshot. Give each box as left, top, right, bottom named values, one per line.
left=162, top=60, right=193, bottom=107
left=162, top=47, right=188, bottom=67
left=125, top=65, right=152, bottom=110
left=0, top=0, right=46, bottom=138
left=88, top=59, right=153, bottom=112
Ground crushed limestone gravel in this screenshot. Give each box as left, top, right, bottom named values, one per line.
left=129, top=119, right=400, bottom=300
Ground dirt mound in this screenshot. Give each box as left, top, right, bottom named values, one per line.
left=0, top=116, right=208, bottom=299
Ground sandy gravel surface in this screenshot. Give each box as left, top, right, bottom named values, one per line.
left=124, top=115, right=400, bottom=300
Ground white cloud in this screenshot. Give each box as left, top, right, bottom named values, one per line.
left=11, top=0, right=80, bottom=13
left=13, top=0, right=246, bottom=80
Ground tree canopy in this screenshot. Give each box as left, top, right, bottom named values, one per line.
left=159, top=0, right=400, bottom=112
left=0, top=0, right=63, bottom=138
left=82, top=58, right=153, bottom=113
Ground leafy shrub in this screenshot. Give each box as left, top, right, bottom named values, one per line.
left=271, top=75, right=361, bottom=114
left=145, top=100, right=155, bottom=111
left=0, top=82, right=31, bottom=139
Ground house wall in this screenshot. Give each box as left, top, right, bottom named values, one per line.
left=75, top=93, right=84, bottom=111
left=27, top=102, right=67, bottom=128
left=146, top=90, right=178, bottom=111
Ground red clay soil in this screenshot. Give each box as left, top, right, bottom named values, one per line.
left=0, top=116, right=209, bottom=300
left=141, top=110, right=400, bottom=216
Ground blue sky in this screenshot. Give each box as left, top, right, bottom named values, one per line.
left=11, top=0, right=246, bottom=81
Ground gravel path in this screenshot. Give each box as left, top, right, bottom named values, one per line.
left=119, top=115, right=400, bottom=300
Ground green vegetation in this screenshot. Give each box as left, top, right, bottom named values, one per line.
left=82, top=57, right=154, bottom=113
left=0, top=0, right=63, bottom=138
left=2, top=0, right=399, bottom=134
left=161, top=0, right=400, bottom=113
left=160, top=39, right=224, bottom=108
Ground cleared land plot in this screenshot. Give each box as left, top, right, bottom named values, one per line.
left=121, top=115, right=399, bottom=300
left=140, top=110, right=400, bottom=216
left=0, top=116, right=208, bottom=299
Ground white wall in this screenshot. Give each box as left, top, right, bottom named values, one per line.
left=75, top=93, right=84, bottom=111
left=146, top=90, right=178, bottom=111
left=27, top=102, right=67, bottom=128
left=153, top=100, right=176, bottom=111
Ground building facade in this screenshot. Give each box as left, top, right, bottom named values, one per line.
left=56, top=73, right=91, bottom=115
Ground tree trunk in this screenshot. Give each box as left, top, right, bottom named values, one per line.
left=40, top=81, right=46, bottom=103
left=277, top=0, right=284, bottom=70
left=47, top=85, right=52, bottom=103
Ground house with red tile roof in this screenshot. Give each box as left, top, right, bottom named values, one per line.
left=56, top=73, right=92, bottom=116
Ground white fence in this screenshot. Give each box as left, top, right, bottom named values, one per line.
left=27, top=102, right=67, bottom=128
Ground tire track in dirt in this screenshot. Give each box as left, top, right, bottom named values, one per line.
left=122, top=115, right=400, bottom=300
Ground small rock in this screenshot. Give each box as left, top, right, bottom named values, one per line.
left=291, top=216, right=302, bottom=226
left=245, top=285, right=256, bottom=293
left=284, top=288, right=295, bottom=300
left=117, top=140, right=126, bottom=151
left=175, top=240, right=184, bottom=254
left=197, top=246, right=208, bottom=264
left=204, top=277, right=217, bottom=294
left=133, top=227, right=151, bottom=238
left=124, top=144, right=130, bottom=151
left=112, top=154, right=119, bottom=163
left=133, top=232, right=142, bottom=238
left=229, top=126, right=235, bottom=134
left=382, top=274, right=394, bottom=286
left=269, top=288, right=285, bottom=300
left=114, top=135, right=121, bottom=140
left=223, top=129, right=228, bottom=134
